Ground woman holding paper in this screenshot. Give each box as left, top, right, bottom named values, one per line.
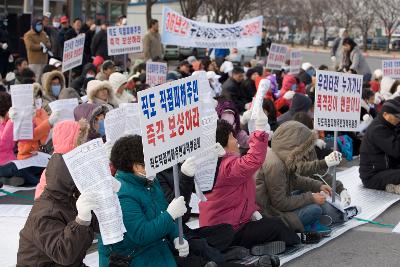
left=98, top=135, right=194, bottom=267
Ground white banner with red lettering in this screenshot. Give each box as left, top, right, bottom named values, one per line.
left=382, top=60, right=400, bottom=79
left=62, top=34, right=85, bottom=72
left=146, top=62, right=168, bottom=87
left=266, top=43, right=288, bottom=70
left=107, top=25, right=143, bottom=56
left=289, top=50, right=302, bottom=75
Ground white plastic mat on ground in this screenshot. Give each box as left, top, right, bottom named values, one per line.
left=0, top=185, right=36, bottom=197
left=1, top=167, right=400, bottom=267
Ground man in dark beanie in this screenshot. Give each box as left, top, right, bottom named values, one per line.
left=359, top=98, right=400, bottom=193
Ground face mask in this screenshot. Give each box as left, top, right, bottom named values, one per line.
left=243, top=67, right=249, bottom=74
left=35, top=24, right=43, bottom=32
left=53, top=22, right=60, bottom=28
left=122, top=18, right=127, bottom=25
left=35, top=98, right=42, bottom=109
left=86, top=74, right=95, bottom=79
left=51, top=84, right=61, bottom=97
left=98, top=119, right=105, bottom=136
left=369, top=103, right=375, bottom=109
left=291, top=84, right=298, bottom=91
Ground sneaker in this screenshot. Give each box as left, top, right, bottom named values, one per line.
left=254, top=254, right=280, bottom=267
left=223, top=246, right=250, bottom=261
left=344, top=206, right=361, bottom=221
left=0, top=176, right=25, bottom=186
left=385, top=184, right=400, bottom=194
left=250, top=241, right=285, bottom=256
left=304, top=221, right=332, bottom=237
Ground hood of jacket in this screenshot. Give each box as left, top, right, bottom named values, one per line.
left=86, top=79, right=118, bottom=106
left=289, top=93, right=312, bottom=114
left=45, top=153, right=78, bottom=200
left=380, top=76, right=396, bottom=99
left=41, top=70, right=66, bottom=98
left=53, top=120, right=89, bottom=154
left=74, top=103, right=108, bottom=140
left=58, top=87, right=81, bottom=101
left=82, top=63, right=97, bottom=78
left=271, top=121, right=315, bottom=172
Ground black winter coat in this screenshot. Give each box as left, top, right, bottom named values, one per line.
left=221, top=78, right=247, bottom=113
left=359, top=115, right=400, bottom=181
left=91, top=30, right=109, bottom=60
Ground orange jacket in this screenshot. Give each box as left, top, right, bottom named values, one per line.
left=17, top=108, right=51, bottom=160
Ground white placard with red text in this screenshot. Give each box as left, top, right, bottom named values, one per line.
left=146, top=62, right=168, bottom=87
left=382, top=60, right=400, bottom=79
left=289, top=50, right=302, bottom=75
left=138, top=74, right=205, bottom=177
left=266, top=43, right=288, bottom=70
left=314, top=70, right=362, bottom=132
left=62, top=34, right=85, bottom=72
left=107, top=25, right=143, bottom=56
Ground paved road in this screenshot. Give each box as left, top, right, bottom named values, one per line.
left=300, top=51, right=383, bottom=72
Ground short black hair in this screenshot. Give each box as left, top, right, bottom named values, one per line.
left=362, top=88, right=375, bottom=100
left=292, top=112, right=313, bottom=129
left=150, top=19, right=158, bottom=27
left=21, top=68, right=35, bottom=79
left=318, top=65, right=329, bottom=70
left=15, top=57, right=27, bottom=67
left=262, top=98, right=277, bottom=122
left=342, top=37, right=357, bottom=50
left=73, top=18, right=82, bottom=23
left=111, top=135, right=144, bottom=172
left=102, top=60, right=115, bottom=71
left=216, top=119, right=234, bottom=147
left=42, top=64, right=57, bottom=74
left=0, top=91, right=11, bottom=117
left=232, top=66, right=244, bottom=75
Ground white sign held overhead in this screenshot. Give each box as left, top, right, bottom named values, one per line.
left=62, top=34, right=85, bottom=72
left=266, top=43, right=288, bottom=70
left=10, top=84, right=34, bottom=141
left=314, top=70, right=363, bottom=132
left=107, top=25, right=143, bottom=56
left=138, top=74, right=206, bottom=177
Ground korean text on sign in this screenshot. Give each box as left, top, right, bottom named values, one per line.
left=314, top=70, right=362, bottom=131
left=266, top=43, right=288, bottom=70
left=138, top=75, right=204, bottom=177
left=382, top=60, right=400, bottom=79
left=62, top=34, right=85, bottom=72
left=289, top=50, right=302, bottom=75
left=146, top=62, right=168, bottom=87
left=107, top=25, right=143, bottom=56
left=161, top=6, right=262, bottom=48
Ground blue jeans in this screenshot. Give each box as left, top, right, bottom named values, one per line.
left=0, top=162, right=44, bottom=185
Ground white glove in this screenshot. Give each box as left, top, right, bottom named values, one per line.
left=166, top=196, right=187, bottom=220
left=257, top=79, right=271, bottom=96
left=48, top=111, right=61, bottom=126
left=112, top=178, right=121, bottom=193
left=181, top=156, right=197, bottom=177
left=374, top=92, right=384, bottom=105
left=254, top=108, right=269, bottom=131
left=2, top=43, right=8, bottom=50
left=240, top=109, right=252, bottom=125
left=331, top=56, right=336, bottom=63
left=362, top=114, right=373, bottom=122
left=340, top=189, right=351, bottom=207
left=214, top=142, right=226, bottom=157
left=283, top=90, right=295, bottom=100
left=8, top=107, right=17, bottom=122
left=325, top=151, right=343, bottom=168
left=315, top=139, right=326, bottom=149
left=76, top=193, right=98, bottom=222
left=39, top=42, right=46, bottom=49
left=244, top=102, right=251, bottom=110
left=251, top=211, right=263, bottom=221
left=174, top=238, right=189, bottom=257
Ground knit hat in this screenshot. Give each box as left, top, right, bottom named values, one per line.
left=53, top=119, right=89, bottom=154
left=301, top=62, right=313, bottom=71
left=381, top=99, right=400, bottom=119
left=373, top=69, right=383, bottom=80
left=109, top=72, right=128, bottom=92
left=93, top=56, right=105, bottom=68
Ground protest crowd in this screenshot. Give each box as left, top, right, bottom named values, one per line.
left=0, top=7, right=400, bottom=267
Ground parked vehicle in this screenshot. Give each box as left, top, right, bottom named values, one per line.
left=226, top=47, right=257, bottom=65
left=164, top=45, right=179, bottom=60
left=391, top=39, right=400, bottom=51
left=179, top=47, right=207, bottom=60
left=313, top=37, right=324, bottom=46
left=372, top=37, right=388, bottom=50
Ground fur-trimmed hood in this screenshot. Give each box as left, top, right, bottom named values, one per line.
left=86, top=79, right=119, bottom=107
left=271, top=121, right=315, bottom=173
left=41, top=70, right=66, bottom=98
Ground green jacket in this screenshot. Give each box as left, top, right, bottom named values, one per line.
left=98, top=171, right=179, bottom=267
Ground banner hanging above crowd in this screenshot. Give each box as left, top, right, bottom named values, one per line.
left=107, top=25, right=143, bottom=56
left=161, top=7, right=263, bottom=48
left=138, top=75, right=205, bottom=177
left=314, top=70, right=362, bottom=132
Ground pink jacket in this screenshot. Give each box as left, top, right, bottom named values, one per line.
left=0, top=119, right=16, bottom=165
left=199, top=131, right=268, bottom=230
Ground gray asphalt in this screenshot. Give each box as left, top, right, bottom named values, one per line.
left=300, top=50, right=383, bottom=72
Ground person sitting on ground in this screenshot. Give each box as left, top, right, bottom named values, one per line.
left=256, top=121, right=360, bottom=235
left=41, top=70, right=66, bottom=114
left=369, top=69, right=383, bottom=93
left=17, top=128, right=101, bottom=266
left=0, top=83, right=60, bottom=186
left=98, top=135, right=194, bottom=267
left=177, top=60, right=191, bottom=79
left=109, top=72, right=135, bottom=105
left=277, top=93, right=312, bottom=126
left=14, top=57, right=29, bottom=84
left=0, top=91, right=15, bottom=165
left=274, top=74, right=306, bottom=115
left=74, top=103, right=109, bottom=141
left=360, top=88, right=376, bottom=122
left=359, top=99, right=400, bottom=193
left=86, top=79, right=119, bottom=109
left=96, top=60, right=115, bottom=81
left=199, top=115, right=300, bottom=252
left=71, top=63, right=97, bottom=96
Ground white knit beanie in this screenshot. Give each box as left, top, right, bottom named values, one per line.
left=109, top=72, right=128, bottom=92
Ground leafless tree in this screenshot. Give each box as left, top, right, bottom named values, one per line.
left=179, top=0, right=203, bottom=19
left=260, top=0, right=289, bottom=41
left=331, top=0, right=355, bottom=30
left=374, top=0, right=400, bottom=53
left=146, top=0, right=158, bottom=29
left=204, top=0, right=255, bottom=23
left=296, top=0, right=319, bottom=48
left=313, top=0, right=331, bottom=48
left=352, top=0, right=374, bottom=51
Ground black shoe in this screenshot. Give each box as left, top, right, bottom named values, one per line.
left=301, top=232, right=322, bottom=244
left=250, top=241, right=285, bottom=256
left=255, top=255, right=280, bottom=267
left=223, top=246, right=250, bottom=261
